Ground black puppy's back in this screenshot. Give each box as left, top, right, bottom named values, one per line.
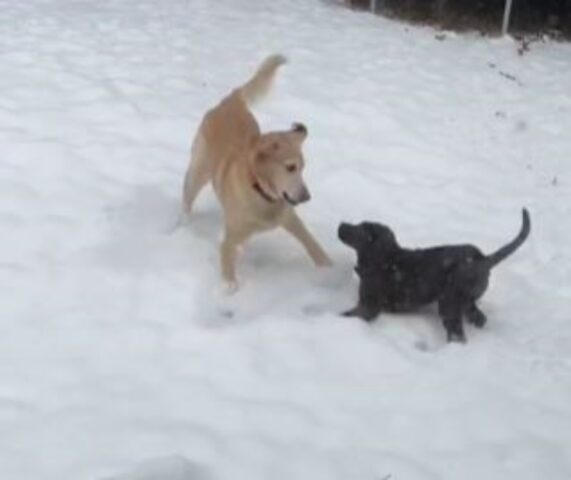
left=358, top=244, right=485, bottom=312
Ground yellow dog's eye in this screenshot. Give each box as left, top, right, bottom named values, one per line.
left=286, top=164, right=297, bottom=173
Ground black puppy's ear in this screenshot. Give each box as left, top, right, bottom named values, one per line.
left=380, top=228, right=398, bottom=247
left=363, top=224, right=377, bottom=243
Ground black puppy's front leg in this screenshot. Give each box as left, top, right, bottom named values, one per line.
left=342, top=303, right=381, bottom=322
left=438, top=295, right=466, bottom=343
left=342, top=279, right=382, bottom=322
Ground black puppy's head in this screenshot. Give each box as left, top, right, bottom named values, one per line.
left=338, top=221, right=398, bottom=252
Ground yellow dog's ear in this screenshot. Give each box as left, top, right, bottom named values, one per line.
left=291, top=122, right=308, bottom=140
left=254, top=137, right=279, bottom=163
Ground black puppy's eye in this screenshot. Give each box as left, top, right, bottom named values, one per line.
left=286, top=164, right=297, bottom=173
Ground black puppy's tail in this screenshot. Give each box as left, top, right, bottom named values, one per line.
left=485, top=208, right=531, bottom=269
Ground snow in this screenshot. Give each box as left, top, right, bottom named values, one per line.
left=1, top=0, right=570, bottom=479
left=103, top=455, right=214, bottom=480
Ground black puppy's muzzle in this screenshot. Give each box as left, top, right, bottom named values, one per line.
left=338, top=222, right=356, bottom=246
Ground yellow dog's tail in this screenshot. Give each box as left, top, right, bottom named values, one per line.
left=239, top=54, right=287, bottom=106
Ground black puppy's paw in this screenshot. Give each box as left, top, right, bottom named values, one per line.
left=466, top=306, right=487, bottom=328
left=447, top=331, right=467, bottom=344
left=342, top=305, right=379, bottom=322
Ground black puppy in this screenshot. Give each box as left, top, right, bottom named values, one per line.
left=338, top=209, right=530, bottom=342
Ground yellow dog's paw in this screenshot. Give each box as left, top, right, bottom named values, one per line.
left=222, top=279, right=239, bottom=295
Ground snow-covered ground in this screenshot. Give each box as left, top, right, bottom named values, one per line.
left=1, top=0, right=570, bottom=479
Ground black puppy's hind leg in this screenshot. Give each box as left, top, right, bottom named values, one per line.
left=465, top=302, right=487, bottom=328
